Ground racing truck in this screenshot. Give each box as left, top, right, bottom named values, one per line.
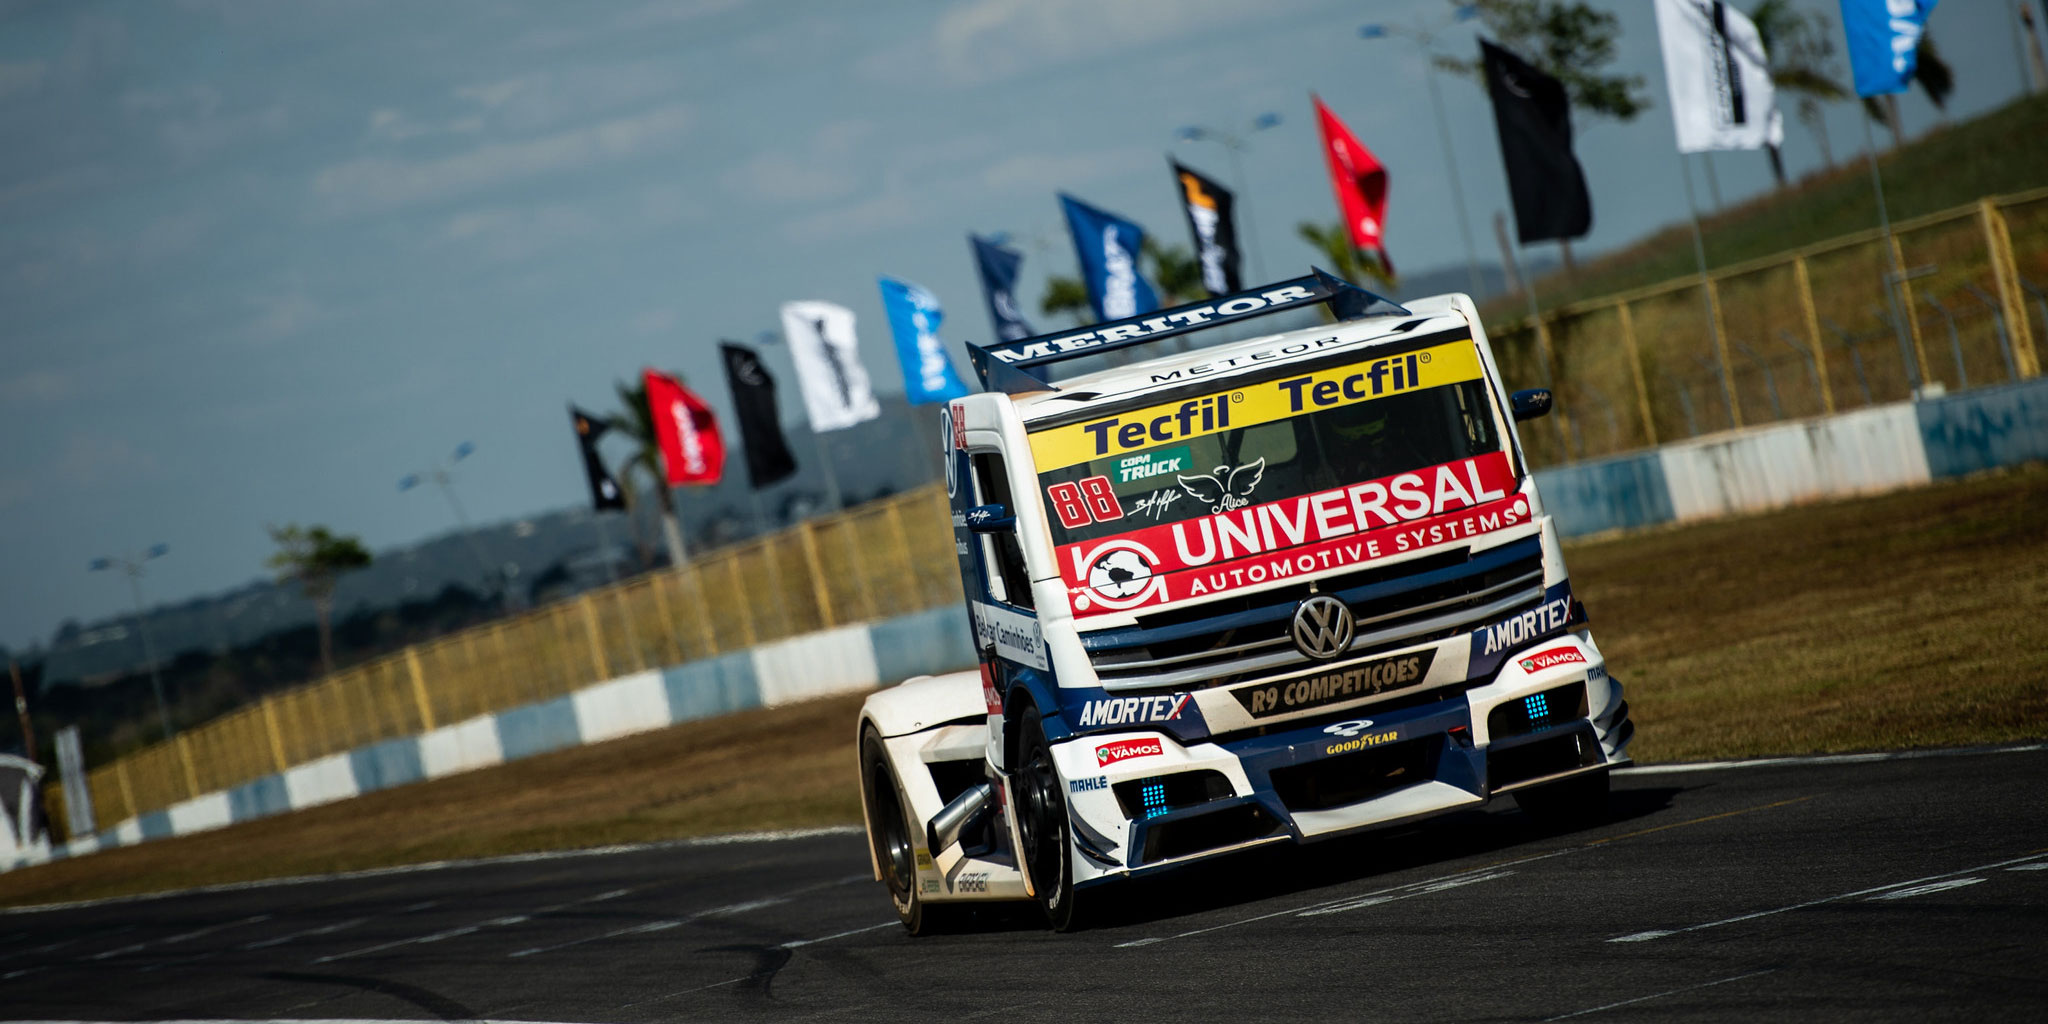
left=857, top=270, right=1634, bottom=932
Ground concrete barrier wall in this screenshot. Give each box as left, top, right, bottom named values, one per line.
left=13, top=378, right=2046, bottom=873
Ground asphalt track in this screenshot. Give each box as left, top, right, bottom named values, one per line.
left=3, top=745, right=2045, bottom=1023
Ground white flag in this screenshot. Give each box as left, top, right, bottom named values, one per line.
left=780, top=300, right=880, bottom=433
left=1653, top=0, right=1785, bottom=153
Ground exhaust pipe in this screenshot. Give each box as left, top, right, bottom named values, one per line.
left=926, top=781, right=992, bottom=855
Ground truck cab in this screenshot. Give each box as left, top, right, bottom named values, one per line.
left=857, top=272, right=1632, bottom=932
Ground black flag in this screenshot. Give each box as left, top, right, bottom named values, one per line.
left=1480, top=38, right=1592, bottom=244
left=1171, top=160, right=1243, bottom=296
left=570, top=406, right=626, bottom=511
left=718, top=342, right=798, bottom=489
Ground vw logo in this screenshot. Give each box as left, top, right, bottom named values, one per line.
left=1324, top=719, right=1376, bottom=738
left=1291, top=595, right=1354, bottom=660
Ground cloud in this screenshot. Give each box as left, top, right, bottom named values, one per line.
left=978, top=146, right=1153, bottom=193
left=122, top=85, right=290, bottom=164
left=630, top=308, right=677, bottom=336
left=0, top=369, right=71, bottom=403
left=245, top=280, right=328, bottom=342
left=0, top=60, right=46, bottom=103
left=863, top=0, right=1285, bottom=86
left=506, top=0, right=742, bottom=53
left=311, top=103, right=694, bottom=216
left=56, top=434, right=156, bottom=487
left=720, top=119, right=872, bottom=204
left=437, top=201, right=602, bottom=262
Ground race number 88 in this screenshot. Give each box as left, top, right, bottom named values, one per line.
left=1047, top=475, right=1124, bottom=528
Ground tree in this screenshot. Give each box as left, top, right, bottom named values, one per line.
left=1439, top=1, right=1649, bottom=120
left=1036, top=240, right=1207, bottom=327
left=265, top=524, right=372, bottom=679
left=1750, top=0, right=1850, bottom=180
left=1440, top=1, right=1644, bottom=277
left=609, top=377, right=686, bottom=568
left=1862, top=34, right=1955, bottom=149
left=1296, top=221, right=1396, bottom=305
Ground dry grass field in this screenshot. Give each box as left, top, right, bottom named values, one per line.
left=5, top=463, right=2043, bottom=908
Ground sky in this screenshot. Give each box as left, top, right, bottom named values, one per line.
left=1, top=0, right=2035, bottom=652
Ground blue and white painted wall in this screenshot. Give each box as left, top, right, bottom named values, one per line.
left=1533, top=377, right=2048, bottom=539
left=9, top=378, right=2045, bottom=873
left=10, top=607, right=976, bottom=871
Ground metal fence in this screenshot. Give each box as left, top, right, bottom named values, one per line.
left=1495, top=189, right=2047, bottom=466
left=58, top=485, right=962, bottom=831
left=45, top=189, right=2048, bottom=836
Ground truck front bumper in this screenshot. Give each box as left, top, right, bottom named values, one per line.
left=1052, top=632, right=1632, bottom=885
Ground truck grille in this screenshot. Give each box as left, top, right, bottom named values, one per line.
left=1083, top=537, right=1544, bottom=692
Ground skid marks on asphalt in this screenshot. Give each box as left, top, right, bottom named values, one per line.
left=1114, top=796, right=1816, bottom=949
left=1607, top=850, right=2048, bottom=943
left=313, top=887, right=633, bottom=963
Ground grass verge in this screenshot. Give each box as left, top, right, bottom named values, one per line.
left=5, top=463, right=2044, bottom=907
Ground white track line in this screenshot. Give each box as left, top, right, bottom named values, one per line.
left=312, top=888, right=629, bottom=964
left=1544, top=968, right=1778, bottom=1021
left=509, top=898, right=789, bottom=958
left=0, top=826, right=862, bottom=917
left=87, top=915, right=270, bottom=961
left=1618, top=743, right=2044, bottom=776
left=1608, top=852, right=2048, bottom=942
left=1115, top=850, right=1577, bottom=948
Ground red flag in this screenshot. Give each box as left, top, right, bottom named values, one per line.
left=643, top=368, right=725, bottom=486
left=1313, top=94, right=1394, bottom=274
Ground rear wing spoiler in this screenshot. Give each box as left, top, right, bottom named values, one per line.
left=964, top=267, right=1409, bottom=394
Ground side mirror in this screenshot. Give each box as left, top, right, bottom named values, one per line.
left=1511, top=388, right=1553, bottom=422
left=964, top=504, right=1016, bottom=534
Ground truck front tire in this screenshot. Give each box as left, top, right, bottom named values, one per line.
left=862, top=726, right=949, bottom=935
left=1017, top=712, right=1089, bottom=931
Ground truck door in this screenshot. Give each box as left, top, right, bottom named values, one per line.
left=967, top=448, right=1043, bottom=774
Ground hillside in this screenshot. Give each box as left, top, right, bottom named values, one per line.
left=1495, top=91, right=2048, bottom=316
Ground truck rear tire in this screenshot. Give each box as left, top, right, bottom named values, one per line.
left=1512, top=768, right=1611, bottom=827
left=861, top=726, right=950, bottom=935
left=1018, top=712, right=1087, bottom=932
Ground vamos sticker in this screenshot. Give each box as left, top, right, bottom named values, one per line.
left=1231, top=650, right=1437, bottom=718
left=1116, top=445, right=1192, bottom=485
left=1096, top=738, right=1163, bottom=766
left=1518, top=646, right=1587, bottom=673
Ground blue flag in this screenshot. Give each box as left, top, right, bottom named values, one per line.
left=1839, top=0, right=1939, bottom=97
left=1058, top=193, right=1159, bottom=323
left=878, top=276, right=970, bottom=405
left=970, top=234, right=1035, bottom=343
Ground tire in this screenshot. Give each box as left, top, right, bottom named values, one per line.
left=1512, top=768, right=1611, bottom=827
left=861, top=726, right=945, bottom=935
left=1016, top=712, right=1086, bottom=932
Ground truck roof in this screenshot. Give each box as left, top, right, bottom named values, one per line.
left=1007, top=293, right=1473, bottom=425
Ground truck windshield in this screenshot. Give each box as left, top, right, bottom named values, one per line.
left=1029, top=338, right=1508, bottom=550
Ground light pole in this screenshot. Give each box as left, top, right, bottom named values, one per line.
left=1362, top=4, right=1485, bottom=299
left=1176, top=111, right=1282, bottom=283
left=399, top=441, right=506, bottom=607
left=89, top=544, right=174, bottom=742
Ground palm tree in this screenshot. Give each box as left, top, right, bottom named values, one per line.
left=1862, top=34, right=1954, bottom=149
left=609, top=377, right=686, bottom=568
left=1296, top=221, right=1395, bottom=293
left=266, top=524, right=372, bottom=678
left=1036, top=241, right=1206, bottom=326
left=1750, top=0, right=1849, bottom=180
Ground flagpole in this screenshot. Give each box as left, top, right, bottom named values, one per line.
left=1422, top=60, right=1486, bottom=299
left=1679, top=154, right=1740, bottom=427
left=1504, top=240, right=1572, bottom=458
left=1860, top=112, right=1923, bottom=394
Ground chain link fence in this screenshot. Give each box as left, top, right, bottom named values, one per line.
left=45, top=189, right=2048, bottom=836
left=1499, top=188, right=2047, bottom=466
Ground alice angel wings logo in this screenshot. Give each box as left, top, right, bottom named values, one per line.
left=1178, top=458, right=1265, bottom=513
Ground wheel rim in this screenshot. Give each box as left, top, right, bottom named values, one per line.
left=867, top=751, right=914, bottom=895
left=1019, top=745, right=1065, bottom=893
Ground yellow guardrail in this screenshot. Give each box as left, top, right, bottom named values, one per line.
left=45, top=189, right=2046, bottom=836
